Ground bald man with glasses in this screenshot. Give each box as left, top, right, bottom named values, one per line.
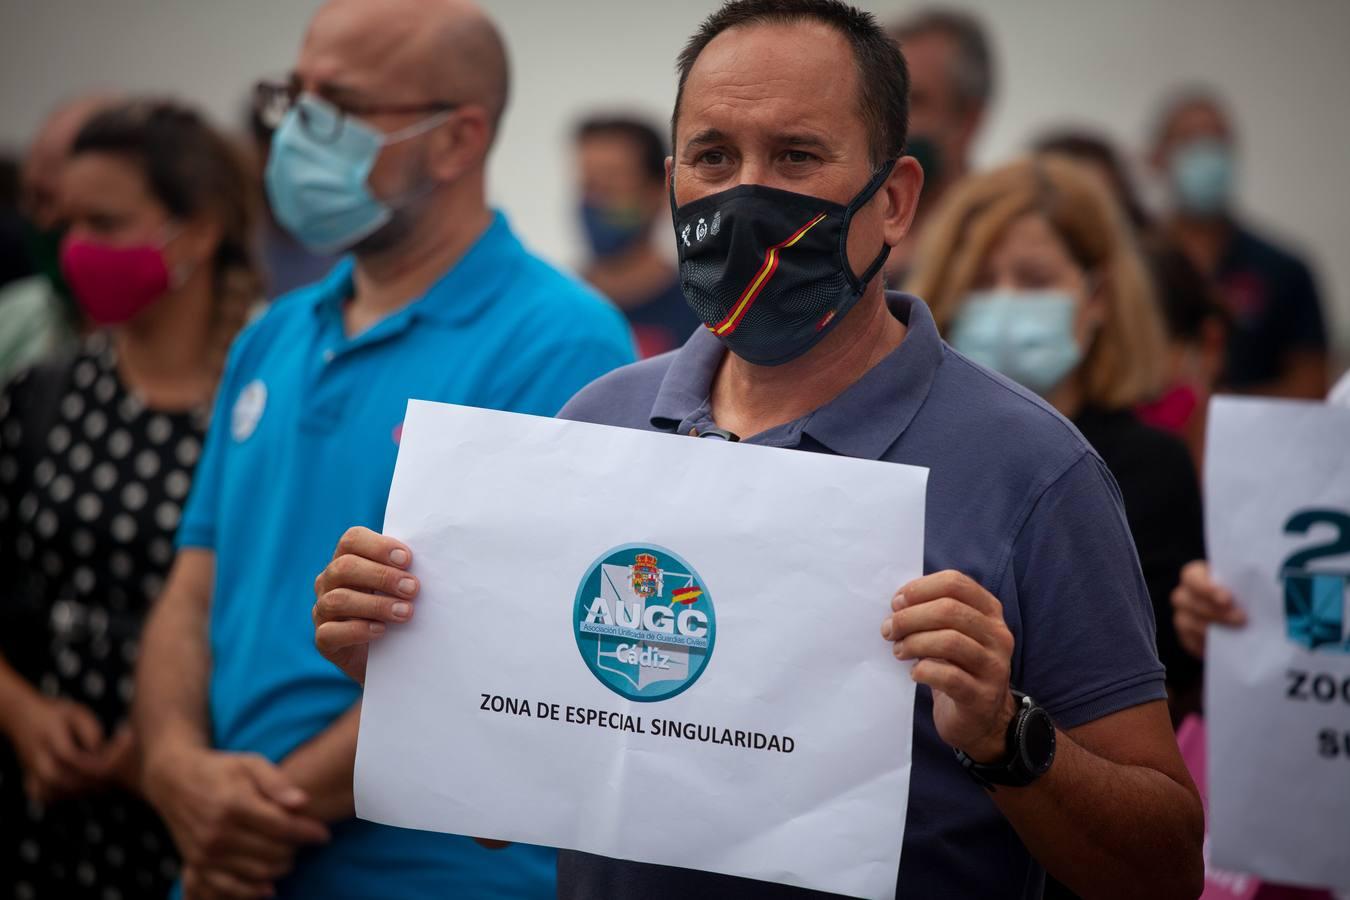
left=132, top=1, right=633, bottom=897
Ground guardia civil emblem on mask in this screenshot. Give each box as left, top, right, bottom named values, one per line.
left=573, top=545, right=716, bottom=701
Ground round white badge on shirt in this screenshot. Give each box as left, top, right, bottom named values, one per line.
left=232, top=380, right=268, bottom=442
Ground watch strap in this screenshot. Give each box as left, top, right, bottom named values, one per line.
left=955, top=691, right=1055, bottom=791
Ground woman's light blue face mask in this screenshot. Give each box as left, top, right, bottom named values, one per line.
left=264, top=94, right=451, bottom=254
left=947, top=290, right=1084, bottom=396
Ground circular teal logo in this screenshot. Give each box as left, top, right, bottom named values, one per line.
left=573, top=544, right=715, bottom=702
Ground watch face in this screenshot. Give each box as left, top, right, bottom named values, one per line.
left=1021, top=707, right=1056, bottom=774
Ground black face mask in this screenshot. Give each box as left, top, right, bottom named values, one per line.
left=671, top=162, right=895, bottom=366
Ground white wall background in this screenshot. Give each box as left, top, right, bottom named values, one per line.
left=2, top=0, right=1347, bottom=365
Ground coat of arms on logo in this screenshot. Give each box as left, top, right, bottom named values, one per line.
left=630, top=552, right=664, bottom=601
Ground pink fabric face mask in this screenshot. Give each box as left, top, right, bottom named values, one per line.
left=60, top=235, right=173, bottom=326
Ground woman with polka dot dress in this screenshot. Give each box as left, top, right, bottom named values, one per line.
left=0, top=100, right=260, bottom=899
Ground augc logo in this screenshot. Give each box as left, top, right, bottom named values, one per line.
left=1281, top=509, right=1350, bottom=654
left=573, top=544, right=715, bottom=702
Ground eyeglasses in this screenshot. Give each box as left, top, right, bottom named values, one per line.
left=254, top=79, right=460, bottom=144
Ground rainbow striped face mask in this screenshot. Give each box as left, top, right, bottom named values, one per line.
left=671, top=162, right=894, bottom=366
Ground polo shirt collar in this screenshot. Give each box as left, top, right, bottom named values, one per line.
left=307, top=210, right=522, bottom=329
left=649, top=292, right=945, bottom=461
left=649, top=326, right=724, bottom=429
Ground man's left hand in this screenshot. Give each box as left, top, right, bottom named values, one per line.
left=881, top=570, right=1017, bottom=763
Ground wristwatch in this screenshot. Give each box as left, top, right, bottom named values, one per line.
left=955, top=691, right=1056, bottom=791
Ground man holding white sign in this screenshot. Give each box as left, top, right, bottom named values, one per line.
left=313, top=0, right=1204, bottom=896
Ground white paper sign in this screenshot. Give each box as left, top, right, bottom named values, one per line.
left=1205, top=396, right=1350, bottom=890
left=354, top=400, right=928, bottom=899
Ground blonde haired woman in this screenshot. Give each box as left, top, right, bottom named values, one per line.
left=908, top=155, right=1205, bottom=719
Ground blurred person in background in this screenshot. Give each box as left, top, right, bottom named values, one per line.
left=1034, top=129, right=1229, bottom=470
left=884, top=7, right=993, bottom=280
left=1151, top=88, right=1328, bottom=399
left=1034, top=129, right=1150, bottom=233
left=0, top=98, right=260, bottom=900
left=1135, top=236, right=1229, bottom=471
left=244, top=102, right=338, bottom=300
left=575, top=115, right=699, bottom=357
left=908, top=155, right=1204, bottom=718
left=132, top=0, right=632, bottom=897
left=0, top=97, right=115, bottom=385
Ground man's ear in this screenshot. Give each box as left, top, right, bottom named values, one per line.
left=427, top=107, right=491, bottom=182
left=881, top=156, right=924, bottom=247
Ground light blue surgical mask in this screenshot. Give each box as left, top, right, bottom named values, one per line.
left=1169, top=139, right=1235, bottom=217
left=948, top=290, right=1082, bottom=396
left=265, top=94, right=450, bottom=254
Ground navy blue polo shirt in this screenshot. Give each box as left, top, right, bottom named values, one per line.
left=555, top=293, right=1165, bottom=899
left=178, top=212, right=634, bottom=898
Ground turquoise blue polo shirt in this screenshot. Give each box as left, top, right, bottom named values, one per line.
left=178, top=212, right=634, bottom=898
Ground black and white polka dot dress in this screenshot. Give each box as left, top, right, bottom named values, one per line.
left=0, top=333, right=206, bottom=899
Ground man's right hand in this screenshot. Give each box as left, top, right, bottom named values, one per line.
left=142, top=744, right=330, bottom=896
left=1171, top=560, right=1247, bottom=660
left=313, top=526, right=419, bottom=685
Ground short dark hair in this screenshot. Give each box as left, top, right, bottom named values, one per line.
left=574, top=115, right=668, bottom=184
left=891, top=8, right=993, bottom=110
left=673, top=0, right=908, bottom=168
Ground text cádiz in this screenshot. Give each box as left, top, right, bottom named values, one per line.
left=479, top=694, right=794, bottom=753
